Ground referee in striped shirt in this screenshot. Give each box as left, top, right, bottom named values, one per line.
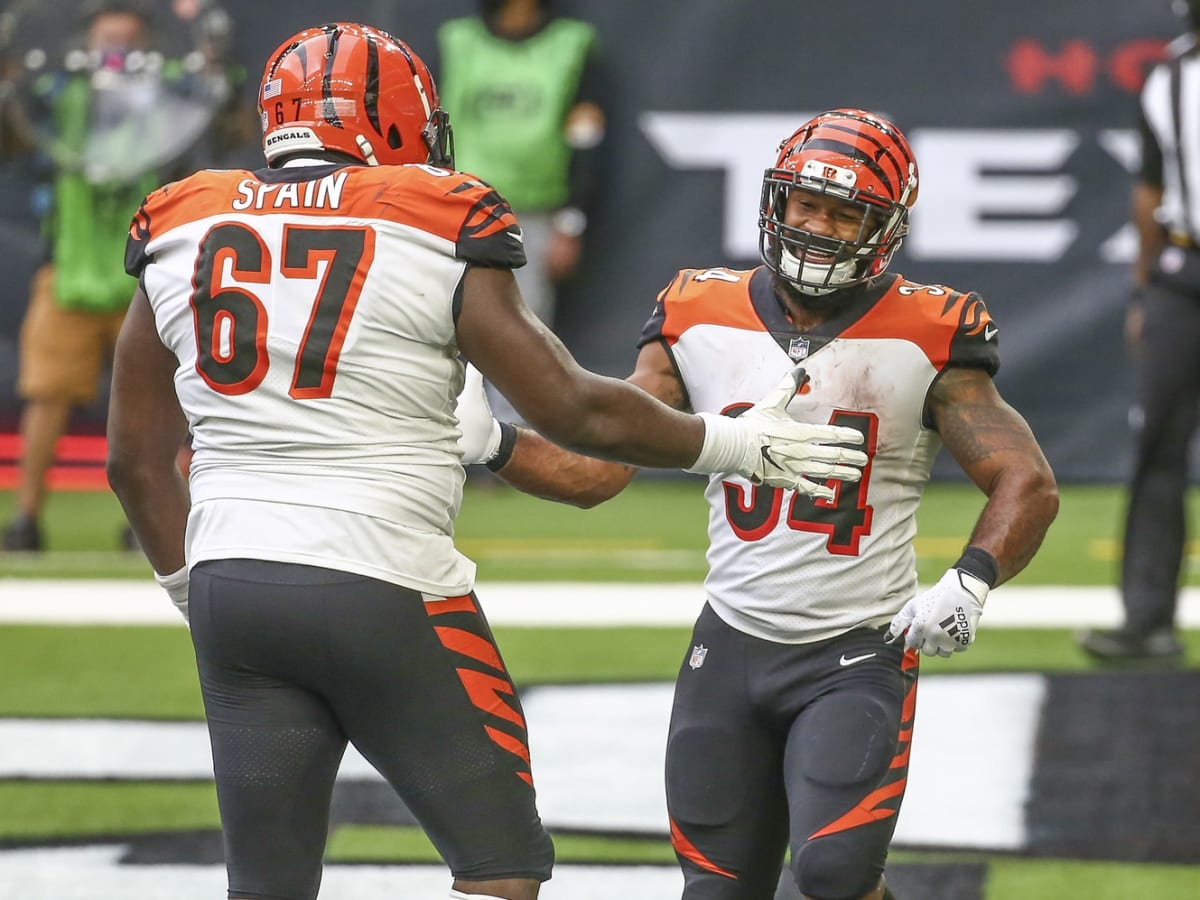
left=1080, top=0, right=1200, bottom=662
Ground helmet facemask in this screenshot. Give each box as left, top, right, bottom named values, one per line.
left=759, top=109, right=918, bottom=297
left=421, top=107, right=455, bottom=169
left=760, top=168, right=909, bottom=295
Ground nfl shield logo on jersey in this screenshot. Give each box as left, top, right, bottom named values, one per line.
left=788, top=337, right=810, bottom=361
left=689, top=644, right=708, bottom=670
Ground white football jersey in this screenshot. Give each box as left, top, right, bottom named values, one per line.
left=126, top=160, right=526, bottom=595
left=639, top=266, right=1000, bottom=644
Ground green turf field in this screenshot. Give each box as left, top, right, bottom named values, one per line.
left=2, top=482, right=1199, bottom=898
left=2, top=479, right=1199, bottom=584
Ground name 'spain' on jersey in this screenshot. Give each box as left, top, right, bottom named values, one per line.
left=639, top=266, right=999, bottom=644
left=125, top=162, right=525, bottom=596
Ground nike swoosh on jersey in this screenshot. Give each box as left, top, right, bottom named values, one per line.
left=839, top=652, right=878, bottom=667
left=984, top=325, right=998, bottom=341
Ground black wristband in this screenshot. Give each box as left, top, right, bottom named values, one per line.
left=485, top=422, right=518, bottom=472
left=953, top=546, right=999, bottom=589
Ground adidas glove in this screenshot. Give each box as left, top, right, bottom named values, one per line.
left=154, top=565, right=190, bottom=626
left=686, top=366, right=868, bottom=500
left=885, top=568, right=989, bottom=658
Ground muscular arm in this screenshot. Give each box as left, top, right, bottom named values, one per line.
left=929, top=368, right=1059, bottom=585
left=494, top=340, right=687, bottom=508
left=105, top=287, right=191, bottom=576
left=456, top=265, right=702, bottom=475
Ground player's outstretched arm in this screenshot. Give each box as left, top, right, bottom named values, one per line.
left=454, top=265, right=866, bottom=499
left=455, top=341, right=684, bottom=508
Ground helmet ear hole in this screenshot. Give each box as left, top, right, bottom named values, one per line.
left=387, top=124, right=402, bottom=150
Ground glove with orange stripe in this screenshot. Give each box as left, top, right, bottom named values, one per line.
left=686, top=366, right=868, bottom=500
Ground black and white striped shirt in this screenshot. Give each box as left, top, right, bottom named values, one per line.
left=1140, top=33, right=1200, bottom=243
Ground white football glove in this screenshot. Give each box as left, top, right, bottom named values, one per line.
left=154, top=565, right=190, bottom=625
left=885, top=568, right=989, bottom=657
left=455, top=364, right=504, bottom=465
left=686, top=367, right=868, bottom=500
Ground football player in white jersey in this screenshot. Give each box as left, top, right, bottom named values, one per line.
left=457, top=109, right=1059, bottom=899
left=104, top=23, right=869, bottom=900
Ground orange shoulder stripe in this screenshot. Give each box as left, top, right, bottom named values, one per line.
left=659, top=268, right=764, bottom=345
left=840, top=281, right=983, bottom=368
left=138, top=167, right=514, bottom=246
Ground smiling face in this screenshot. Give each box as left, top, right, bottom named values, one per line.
left=758, top=110, right=918, bottom=299
left=782, top=189, right=881, bottom=260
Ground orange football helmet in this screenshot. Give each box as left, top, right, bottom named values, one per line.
left=759, top=108, right=918, bottom=294
left=259, top=22, right=452, bottom=168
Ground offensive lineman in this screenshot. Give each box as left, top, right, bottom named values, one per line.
left=104, top=24, right=870, bottom=900
left=457, top=109, right=1059, bottom=899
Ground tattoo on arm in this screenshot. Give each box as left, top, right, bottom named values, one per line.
left=935, top=390, right=1042, bottom=475
left=931, top=368, right=1059, bottom=584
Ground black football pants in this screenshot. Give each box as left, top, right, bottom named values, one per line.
left=1121, top=284, right=1200, bottom=634
left=188, top=558, right=554, bottom=900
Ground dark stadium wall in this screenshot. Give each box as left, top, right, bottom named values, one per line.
left=0, top=0, right=1183, bottom=481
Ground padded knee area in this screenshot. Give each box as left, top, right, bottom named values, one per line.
left=665, top=726, right=745, bottom=825
left=794, top=693, right=894, bottom=787
left=790, top=837, right=880, bottom=899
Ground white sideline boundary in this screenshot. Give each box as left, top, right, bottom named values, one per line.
left=2, top=579, right=1200, bottom=628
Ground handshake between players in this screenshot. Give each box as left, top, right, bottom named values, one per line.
left=459, top=363, right=868, bottom=499
left=683, top=365, right=867, bottom=499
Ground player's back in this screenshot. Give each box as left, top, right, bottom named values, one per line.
left=127, top=160, right=525, bottom=594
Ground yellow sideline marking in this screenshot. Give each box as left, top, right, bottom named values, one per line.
left=457, top=537, right=704, bottom=569
left=1088, top=538, right=1200, bottom=562
left=458, top=537, right=666, bottom=551
left=912, top=537, right=969, bottom=557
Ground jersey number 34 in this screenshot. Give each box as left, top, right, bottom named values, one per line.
left=723, top=410, right=877, bottom=556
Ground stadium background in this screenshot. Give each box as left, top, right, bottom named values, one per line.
left=1, top=2, right=1199, bottom=899
left=0, top=0, right=1187, bottom=482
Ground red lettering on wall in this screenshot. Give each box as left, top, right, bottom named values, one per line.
left=1108, top=39, right=1169, bottom=93
left=1006, top=37, right=1171, bottom=95
left=1008, top=39, right=1098, bottom=94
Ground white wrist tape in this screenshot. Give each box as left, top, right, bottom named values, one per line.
left=479, top=417, right=503, bottom=463
left=685, top=412, right=749, bottom=475
left=154, top=565, right=190, bottom=624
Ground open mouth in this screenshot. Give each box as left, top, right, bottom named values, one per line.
left=800, top=249, right=836, bottom=264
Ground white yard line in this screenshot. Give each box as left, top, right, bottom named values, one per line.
left=0, top=852, right=684, bottom=900
left=0, top=677, right=1040, bottom=852
left=2, top=579, right=1200, bottom=628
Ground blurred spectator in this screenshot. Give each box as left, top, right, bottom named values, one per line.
left=0, top=0, right=240, bottom=551
left=1078, top=0, right=1200, bottom=662
left=436, top=0, right=606, bottom=331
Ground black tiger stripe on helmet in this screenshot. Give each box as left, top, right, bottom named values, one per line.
left=259, top=22, right=452, bottom=168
